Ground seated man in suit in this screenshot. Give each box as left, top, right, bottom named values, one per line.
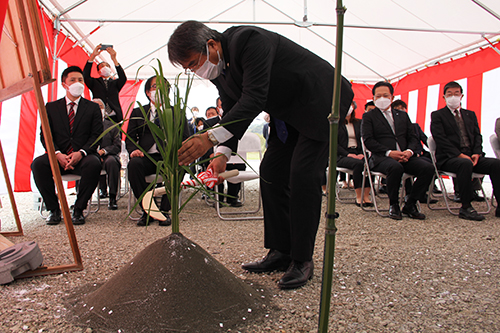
left=126, top=76, right=190, bottom=226
left=430, top=81, right=500, bottom=220
left=361, top=81, right=434, bottom=220
left=93, top=98, right=121, bottom=210
left=84, top=44, right=127, bottom=123
left=32, top=66, right=103, bottom=225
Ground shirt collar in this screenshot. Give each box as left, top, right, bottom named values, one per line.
left=447, top=105, right=461, bottom=115
left=65, top=96, right=81, bottom=106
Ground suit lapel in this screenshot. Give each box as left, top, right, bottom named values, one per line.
left=376, top=109, right=394, bottom=134
left=72, top=98, right=86, bottom=133
left=443, top=107, right=460, bottom=134
left=57, top=98, right=71, bottom=135
left=461, top=109, right=475, bottom=141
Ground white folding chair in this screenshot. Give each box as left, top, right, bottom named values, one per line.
left=128, top=174, right=164, bottom=220
left=215, top=132, right=263, bottom=220
left=427, top=136, right=490, bottom=215
left=490, top=134, right=500, bottom=159
left=335, top=167, right=356, bottom=203
left=38, top=173, right=100, bottom=218
left=489, top=134, right=499, bottom=206
left=360, top=139, right=417, bottom=217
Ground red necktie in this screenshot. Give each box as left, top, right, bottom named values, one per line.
left=67, top=102, right=75, bottom=154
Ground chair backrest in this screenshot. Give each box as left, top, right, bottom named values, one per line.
left=228, top=132, right=262, bottom=164
left=427, top=136, right=436, bottom=153
left=490, top=134, right=500, bottom=159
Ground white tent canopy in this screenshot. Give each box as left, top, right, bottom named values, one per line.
left=40, top=0, right=500, bottom=83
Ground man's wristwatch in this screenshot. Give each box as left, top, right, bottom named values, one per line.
left=207, top=129, right=219, bottom=146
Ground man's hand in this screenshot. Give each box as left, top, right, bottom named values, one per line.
left=458, top=153, right=473, bottom=163
left=347, top=153, right=364, bottom=160
left=66, top=151, right=83, bottom=170
left=207, top=153, right=229, bottom=185
left=130, top=149, right=144, bottom=158
left=178, top=132, right=213, bottom=166
left=89, top=44, right=102, bottom=62
left=98, top=149, right=106, bottom=156
left=107, top=47, right=117, bottom=62
left=401, top=150, right=413, bottom=163
left=388, top=150, right=406, bottom=162
left=56, top=153, right=70, bottom=169
left=471, top=154, right=481, bottom=166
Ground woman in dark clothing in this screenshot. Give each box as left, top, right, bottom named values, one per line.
left=337, top=106, right=373, bottom=207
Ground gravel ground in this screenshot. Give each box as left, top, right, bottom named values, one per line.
left=1, top=178, right=499, bottom=332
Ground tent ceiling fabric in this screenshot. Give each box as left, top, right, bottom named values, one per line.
left=41, top=0, right=500, bottom=82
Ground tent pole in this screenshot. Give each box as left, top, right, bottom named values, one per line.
left=318, top=0, right=345, bottom=332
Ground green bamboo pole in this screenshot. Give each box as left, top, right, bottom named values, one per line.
left=318, top=1, right=346, bottom=332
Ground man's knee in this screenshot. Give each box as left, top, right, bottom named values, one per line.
left=128, top=156, right=143, bottom=172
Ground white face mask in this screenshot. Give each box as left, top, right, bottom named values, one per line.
left=149, top=90, right=157, bottom=104
left=67, top=82, right=84, bottom=97
left=445, top=95, right=461, bottom=110
left=374, top=97, right=392, bottom=111
left=346, top=105, right=354, bottom=117
left=194, top=43, right=224, bottom=80
left=197, top=125, right=204, bottom=131
left=99, top=66, right=112, bottom=77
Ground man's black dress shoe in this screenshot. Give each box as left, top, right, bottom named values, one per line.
left=242, top=249, right=292, bottom=273
left=459, top=207, right=485, bottom=221
left=227, top=199, right=243, bottom=207
left=388, top=204, right=402, bottom=220
left=158, top=214, right=172, bottom=226
left=452, top=193, right=461, bottom=203
left=402, top=203, right=426, bottom=220
left=46, top=209, right=61, bottom=225
left=108, top=197, right=118, bottom=210
left=355, top=201, right=374, bottom=207
left=137, top=212, right=157, bottom=226
left=472, top=190, right=485, bottom=202
left=495, top=207, right=500, bottom=218
left=72, top=208, right=86, bottom=225
left=278, top=260, right=314, bottom=289
left=99, top=189, right=108, bottom=199
left=432, top=185, right=442, bottom=194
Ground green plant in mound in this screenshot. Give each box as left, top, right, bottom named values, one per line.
left=96, top=59, right=221, bottom=233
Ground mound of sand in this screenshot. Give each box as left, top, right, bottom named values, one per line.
left=69, top=233, right=267, bottom=332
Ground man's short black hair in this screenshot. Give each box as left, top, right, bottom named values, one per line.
left=372, top=81, right=394, bottom=95
left=392, top=100, right=407, bottom=110
left=443, top=81, right=463, bottom=95
left=97, top=62, right=108, bottom=70
left=364, top=101, right=375, bottom=110
left=168, top=20, right=222, bottom=67
left=144, top=75, right=169, bottom=101
left=205, top=106, right=217, bottom=117
left=61, top=66, right=83, bottom=83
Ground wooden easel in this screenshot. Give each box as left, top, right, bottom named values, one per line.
left=0, top=0, right=83, bottom=276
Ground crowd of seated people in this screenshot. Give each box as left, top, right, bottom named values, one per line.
left=335, top=80, right=500, bottom=221
left=31, top=50, right=500, bottom=226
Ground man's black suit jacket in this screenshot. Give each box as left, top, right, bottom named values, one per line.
left=338, top=120, right=362, bottom=157
left=361, top=107, right=420, bottom=167
left=126, top=104, right=190, bottom=155
left=430, top=107, right=483, bottom=169
left=83, top=62, right=127, bottom=122
left=211, top=26, right=354, bottom=152
left=41, top=97, right=103, bottom=156
left=101, top=118, right=121, bottom=157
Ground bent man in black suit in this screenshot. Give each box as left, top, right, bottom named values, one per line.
left=31, top=66, right=103, bottom=225
left=93, top=98, right=121, bottom=210
left=83, top=44, right=127, bottom=123
left=430, top=81, right=500, bottom=220
left=168, top=21, right=354, bottom=289
left=361, top=82, right=434, bottom=220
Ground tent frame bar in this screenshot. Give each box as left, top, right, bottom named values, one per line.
left=58, top=17, right=500, bottom=36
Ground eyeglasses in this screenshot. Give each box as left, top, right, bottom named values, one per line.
left=150, top=83, right=157, bottom=89
left=445, top=92, right=462, bottom=97
left=184, top=52, right=204, bottom=75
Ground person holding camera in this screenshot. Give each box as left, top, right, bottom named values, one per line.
left=83, top=44, right=127, bottom=123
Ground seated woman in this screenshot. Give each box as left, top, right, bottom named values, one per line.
left=337, top=104, right=373, bottom=207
